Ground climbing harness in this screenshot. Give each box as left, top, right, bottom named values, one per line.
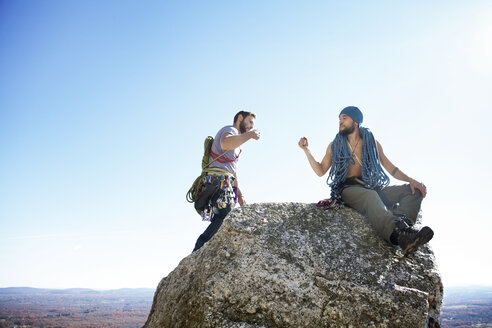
left=186, top=136, right=238, bottom=219
left=198, top=174, right=237, bottom=221
left=186, top=137, right=231, bottom=204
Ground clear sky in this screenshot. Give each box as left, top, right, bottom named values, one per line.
left=1, top=0, right=491, bottom=289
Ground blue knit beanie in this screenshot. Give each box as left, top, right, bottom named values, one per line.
left=339, top=106, right=363, bottom=125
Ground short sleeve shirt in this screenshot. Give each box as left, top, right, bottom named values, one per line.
left=208, top=125, right=241, bottom=174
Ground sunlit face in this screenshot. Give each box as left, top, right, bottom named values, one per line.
left=239, top=115, right=255, bottom=134
left=339, top=114, right=356, bottom=135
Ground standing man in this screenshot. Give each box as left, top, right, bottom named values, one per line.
left=193, top=111, right=260, bottom=252
left=298, top=106, right=434, bottom=255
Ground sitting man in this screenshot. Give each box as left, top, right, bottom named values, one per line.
left=298, top=106, right=434, bottom=255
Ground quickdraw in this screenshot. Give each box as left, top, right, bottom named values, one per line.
left=316, top=192, right=345, bottom=211
left=200, top=175, right=236, bottom=222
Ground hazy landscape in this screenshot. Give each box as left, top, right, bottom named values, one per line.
left=0, top=286, right=491, bottom=327
left=441, top=286, right=492, bottom=328
left=0, top=287, right=154, bottom=328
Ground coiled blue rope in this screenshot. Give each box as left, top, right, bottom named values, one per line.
left=327, top=127, right=389, bottom=194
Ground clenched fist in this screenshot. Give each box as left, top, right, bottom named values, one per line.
left=249, top=129, right=261, bottom=140
left=298, top=137, right=309, bottom=150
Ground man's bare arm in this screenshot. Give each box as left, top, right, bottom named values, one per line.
left=221, top=130, right=260, bottom=150
left=299, top=137, right=332, bottom=177
left=376, top=141, right=427, bottom=197
left=232, top=171, right=246, bottom=206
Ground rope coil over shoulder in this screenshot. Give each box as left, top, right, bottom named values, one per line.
left=327, top=127, right=389, bottom=194
left=186, top=136, right=234, bottom=204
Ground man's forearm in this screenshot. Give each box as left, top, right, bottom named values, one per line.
left=221, top=133, right=252, bottom=150
left=304, top=149, right=324, bottom=177
left=391, top=166, right=426, bottom=196
left=392, top=167, right=414, bottom=183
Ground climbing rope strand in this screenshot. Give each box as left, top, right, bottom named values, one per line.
left=327, top=127, right=389, bottom=194
left=210, top=149, right=241, bottom=163
left=360, top=128, right=389, bottom=189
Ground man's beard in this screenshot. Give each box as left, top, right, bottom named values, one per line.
left=339, top=123, right=355, bottom=135
left=239, top=120, right=247, bottom=134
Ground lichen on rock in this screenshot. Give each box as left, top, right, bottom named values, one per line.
left=144, top=202, right=442, bottom=328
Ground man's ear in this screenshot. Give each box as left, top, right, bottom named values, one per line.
left=237, top=114, right=244, bottom=123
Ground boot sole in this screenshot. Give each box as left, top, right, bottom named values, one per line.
left=402, top=226, right=434, bottom=255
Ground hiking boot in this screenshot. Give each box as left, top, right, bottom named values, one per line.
left=392, top=220, right=434, bottom=255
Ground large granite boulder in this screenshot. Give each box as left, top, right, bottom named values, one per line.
left=145, top=203, right=442, bottom=328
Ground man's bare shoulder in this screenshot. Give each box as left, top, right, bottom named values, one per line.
left=375, top=140, right=384, bottom=151
left=326, top=141, right=333, bottom=154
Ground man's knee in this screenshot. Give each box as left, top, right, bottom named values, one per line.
left=414, top=188, right=424, bottom=200
left=403, top=183, right=423, bottom=200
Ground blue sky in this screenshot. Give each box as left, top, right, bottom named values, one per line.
left=1, top=0, right=491, bottom=289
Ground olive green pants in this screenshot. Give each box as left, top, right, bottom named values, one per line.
left=341, top=184, right=423, bottom=243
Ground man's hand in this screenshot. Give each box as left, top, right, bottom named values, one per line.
left=298, top=137, right=309, bottom=150
left=409, top=179, right=427, bottom=197
left=299, top=138, right=332, bottom=177
left=222, top=129, right=261, bottom=150
left=248, top=129, right=261, bottom=140
left=238, top=194, right=246, bottom=206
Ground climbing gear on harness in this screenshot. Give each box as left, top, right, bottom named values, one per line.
left=390, top=219, right=434, bottom=255
left=186, top=137, right=232, bottom=204
left=216, top=175, right=236, bottom=209
left=317, top=194, right=345, bottom=210
left=196, top=174, right=236, bottom=221
left=186, top=136, right=237, bottom=216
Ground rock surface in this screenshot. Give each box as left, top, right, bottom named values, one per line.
left=145, top=203, right=442, bottom=328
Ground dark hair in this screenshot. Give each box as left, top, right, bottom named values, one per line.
left=233, top=111, right=256, bottom=124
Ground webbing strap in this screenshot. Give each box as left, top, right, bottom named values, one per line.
left=347, top=140, right=362, bottom=166
left=203, top=167, right=234, bottom=177
left=209, top=149, right=242, bottom=163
